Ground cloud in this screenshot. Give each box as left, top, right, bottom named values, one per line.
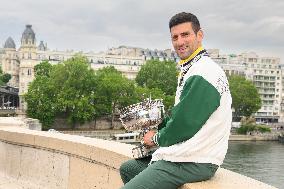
left=0, top=0, right=283, bottom=62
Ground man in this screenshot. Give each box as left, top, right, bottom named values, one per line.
left=119, top=12, right=232, bottom=189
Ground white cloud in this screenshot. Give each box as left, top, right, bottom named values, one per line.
left=0, top=0, right=283, bottom=62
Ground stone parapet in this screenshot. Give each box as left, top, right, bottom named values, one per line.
left=0, top=123, right=278, bottom=189
left=0, top=117, right=42, bottom=131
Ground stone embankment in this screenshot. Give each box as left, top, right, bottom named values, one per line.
left=0, top=117, right=278, bottom=189
left=229, top=134, right=279, bottom=141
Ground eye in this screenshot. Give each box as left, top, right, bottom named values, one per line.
left=181, top=32, right=190, bottom=38
left=171, top=35, right=178, bottom=41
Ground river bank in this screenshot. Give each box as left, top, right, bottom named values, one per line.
left=229, top=134, right=279, bottom=141
left=62, top=130, right=282, bottom=141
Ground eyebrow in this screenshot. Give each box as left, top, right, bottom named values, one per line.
left=181, top=31, right=190, bottom=35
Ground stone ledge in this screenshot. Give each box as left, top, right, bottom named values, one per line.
left=0, top=125, right=278, bottom=189
left=181, top=168, right=277, bottom=189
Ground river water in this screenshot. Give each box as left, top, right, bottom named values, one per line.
left=222, top=141, right=284, bottom=189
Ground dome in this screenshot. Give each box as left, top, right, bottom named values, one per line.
left=4, top=37, right=16, bottom=49
left=38, top=41, right=47, bottom=51
left=21, top=25, right=36, bottom=45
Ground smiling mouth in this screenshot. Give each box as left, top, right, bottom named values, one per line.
left=178, top=48, right=187, bottom=54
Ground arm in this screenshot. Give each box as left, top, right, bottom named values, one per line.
left=158, top=116, right=170, bottom=130
left=156, top=75, right=221, bottom=147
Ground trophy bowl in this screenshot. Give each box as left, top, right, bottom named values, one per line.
left=119, top=98, right=164, bottom=158
left=119, top=98, right=164, bottom=132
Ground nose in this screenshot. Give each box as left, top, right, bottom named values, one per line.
left=175, top=36, right=185, bottom=47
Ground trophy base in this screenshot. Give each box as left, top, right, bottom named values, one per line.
left=132, top=145, right=158, bottom=159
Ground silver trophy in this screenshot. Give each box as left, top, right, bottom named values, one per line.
left=119, top=98, right=164, bottom=158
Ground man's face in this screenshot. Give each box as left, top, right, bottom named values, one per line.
left=170, top=22, right=203, bottom=60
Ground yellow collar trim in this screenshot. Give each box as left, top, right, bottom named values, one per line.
left=178, top=47, right=204, bottom=65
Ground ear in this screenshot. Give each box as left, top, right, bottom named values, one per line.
left=197, top=29, right=204, bottom=41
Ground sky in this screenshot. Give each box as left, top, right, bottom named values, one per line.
left=0, top=0, right=283, bottom=62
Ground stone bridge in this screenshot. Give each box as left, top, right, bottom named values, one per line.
left=0, top=118, right=278, bottom=189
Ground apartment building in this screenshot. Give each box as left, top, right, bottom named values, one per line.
left=0, top=25, right=176, bottom=114
left=1, top=25, right=282, bottom=122
left=208, top=50, right=282, bottom=123
left=242, top=52, right=281, bottom=123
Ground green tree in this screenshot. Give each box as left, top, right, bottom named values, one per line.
left=34, top=60, right=53, bottom=77
left=25, top=56, right=98, bottom=129
left=134, top=86, right=165, bottom=102
left=0, top=67, right=12, bottom=86
left=229, top=75, right=261, bottom=120
left=133, top=86, right=174, bottom=111
left=51, top=55, right=98, bottom=128
left=25, top=75, right=57, bottom=129
left=135, top=60, right=178, bottom=95
left=25, top=61, right=57, bottom=129
left=95, top=66, right=136, bottom=127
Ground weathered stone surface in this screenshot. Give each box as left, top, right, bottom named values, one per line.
left=0, top=120, right=279, bottom=189
left=0, top=142, right=6, bottom=177
left=5, top=144, right=21, bottom=180
left=181, top=168, right=277, bottom=189
left=68, top=157, right=109, bottom=189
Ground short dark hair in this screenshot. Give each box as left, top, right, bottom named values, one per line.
left=169, top=12, right=200, bottom=34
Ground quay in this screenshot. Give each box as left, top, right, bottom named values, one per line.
left=278, top=134, right=284, bottom=143
left=62, top=130, right=281, bottom=142
left=229, top=134, right=279, bottom=141
left=0, top=118, right=278, bottom=189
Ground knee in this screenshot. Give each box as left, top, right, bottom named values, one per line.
left=119, top=161, right=129, bottom=175
left=119, top=160, right=133, bottom=184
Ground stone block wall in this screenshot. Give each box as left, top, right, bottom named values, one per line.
left=0, top=121, right=278, bottom=189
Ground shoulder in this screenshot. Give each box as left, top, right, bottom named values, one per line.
left=190, top=56, right=230, bottom=95
left=191, top=56, right=224, bottom=78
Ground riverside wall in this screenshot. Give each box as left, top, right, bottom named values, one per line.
left=0, top=118, right=278, bottom=189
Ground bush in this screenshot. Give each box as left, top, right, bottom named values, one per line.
left=256, top=125, right=271, bottom=133
left=237, top=124, right=256, bottom=134
left=237, top=124, right=271, bottom=134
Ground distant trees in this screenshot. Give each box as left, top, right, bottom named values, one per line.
left=25, top=55, right=97, bottom=129
left=25, top=57, right=179, bottom=129
left=25, top=57, right=139, bottom=129
left=228, top=75, right=262, bottom=120
left=26, top=57, right=263, bottom=129
left=25, top=66, right=57, bottom=127
left=0, top=67, right=11, bottom=86
left=136, top=60, right=178, bottom=95
left=136, top=60, right=178, bottom=110
left=95, top=66, right=136, bottom=127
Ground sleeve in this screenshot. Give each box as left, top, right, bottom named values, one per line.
left=158, top=116, right=170, bottom=130
left=157, top=75, right=221, bottom=147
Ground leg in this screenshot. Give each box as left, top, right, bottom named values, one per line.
left=121, top=160, right=218, bottom=189
left=119, top=156, right=151, bottom=184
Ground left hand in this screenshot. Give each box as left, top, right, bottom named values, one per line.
left=143, top=130, right=156, bottom=147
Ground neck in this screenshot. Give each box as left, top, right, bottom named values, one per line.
left=179, top=46, right=203, bottom=65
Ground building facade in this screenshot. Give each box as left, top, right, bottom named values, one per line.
left=0, top=25, right=283, bottom=122
left=208, top=50, right=282, bottom=123
left=0, top=25, right=177, bottom=114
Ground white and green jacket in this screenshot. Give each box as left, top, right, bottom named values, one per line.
left=151, top=47, right=232, bottom=166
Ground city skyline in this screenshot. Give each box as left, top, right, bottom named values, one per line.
left=0, top=0, right=283, bottom=62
